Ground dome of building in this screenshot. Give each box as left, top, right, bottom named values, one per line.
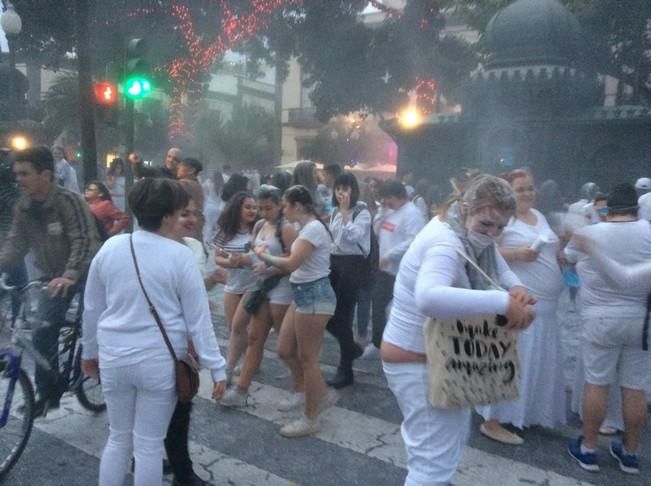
left=484, top=0, right=581, bottom=69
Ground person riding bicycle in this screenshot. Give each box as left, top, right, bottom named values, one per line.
left=0, top=146, right=101, bottom=416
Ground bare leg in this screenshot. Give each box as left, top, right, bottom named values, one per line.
left=582, top=383, right=609, bottom=449
left=277, top=305, right=303, bottom=392
left=621, top=387, right=647, bottom=453
left=237, top=301, right=273, bottom=391
left=223, top=292, right=241, bottom=333
left=226, top=295, right=251, bottom=370
left=294, top=312, right=330, bottom=419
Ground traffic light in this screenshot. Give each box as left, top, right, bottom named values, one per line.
left=93, top=81, right=118, bottom=106
left=124, top=38, right=152, bottom=100
left=124, top=77, right=152, bottom=99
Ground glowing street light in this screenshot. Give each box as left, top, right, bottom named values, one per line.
left=10, top=135, right=29, bottom=151
left=398, top=107, right=422, bottom=130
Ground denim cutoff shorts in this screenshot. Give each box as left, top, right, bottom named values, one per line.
left=291, top=277, right=336, bottom=316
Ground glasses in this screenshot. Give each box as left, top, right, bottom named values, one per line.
left=598, top=207, right=608, bottom=216
left=85, top=185, right=99, bottom=191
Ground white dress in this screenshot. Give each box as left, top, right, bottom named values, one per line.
left=477, top=209, right=566, bottom=428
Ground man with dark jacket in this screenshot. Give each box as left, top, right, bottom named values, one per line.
left=0, top=146, right=101, bottom=416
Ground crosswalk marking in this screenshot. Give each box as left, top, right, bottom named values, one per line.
left=32, top=395, right=295, bottom=486
left=13, top=363, right=594, bottom=486
left=199, top=371, right=594, bottom=486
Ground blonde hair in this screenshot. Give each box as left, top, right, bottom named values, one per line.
left=440, top=174, right=516, bottom=220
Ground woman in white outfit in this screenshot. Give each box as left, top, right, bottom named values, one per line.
left=213, top=191, right=259, bottom=383
left=477, top=170, right=566, bottom=444
left=254, top=185, right=338, bottom=438
left=381, top=176, right=536, bottom=486
left=81, top=178, right=227, bottom=486
left=220, top=185, right=297, bottom=406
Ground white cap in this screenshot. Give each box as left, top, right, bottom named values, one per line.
left=635, top=177, right=651, bottom=190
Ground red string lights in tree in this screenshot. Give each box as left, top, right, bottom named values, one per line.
left=158, top=0, right=299, bottom=140
left=415, top=77, right=437, bottom=114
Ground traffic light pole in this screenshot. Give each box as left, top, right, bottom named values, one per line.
left=124, top=97, right=135, bottom=230
left=75, top=0, right=98, bottom=183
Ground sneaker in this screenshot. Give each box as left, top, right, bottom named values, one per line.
left=598, top=425, right=618, bottom=435
left=360, top=343, right=380, bottom=360
left=567, top=437, right=599, bottom=472
left=317, top=387, right=338, bottom=415
left=279, top=415, right=320, bottom=438
left=609, top=441, right=639, bottom=475
left=278, top=392, right=305, bottom=412
left=220, top=388, right=248, bottom=408
left=33, top=397, right=60, bottom=418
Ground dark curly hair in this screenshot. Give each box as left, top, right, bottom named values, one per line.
left=216, top=191, right=256, bottom=241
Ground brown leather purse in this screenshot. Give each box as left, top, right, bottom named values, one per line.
left=129, top=235, right=199, bottom=403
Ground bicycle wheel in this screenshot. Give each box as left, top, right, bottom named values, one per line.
left=73, top=352, right=105, bottom=412
left=0, top=367, right=35, bottom=480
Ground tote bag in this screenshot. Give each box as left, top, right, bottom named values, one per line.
left=423, top=248, right=521, bottom=409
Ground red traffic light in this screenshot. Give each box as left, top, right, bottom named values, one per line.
left=94, top=81, right=118, bottom=106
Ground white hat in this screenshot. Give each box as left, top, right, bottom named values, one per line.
left=635, top=177, right=651, bottom=190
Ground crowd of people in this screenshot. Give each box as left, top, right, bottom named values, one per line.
left=0, top=143, right=649, bottom=486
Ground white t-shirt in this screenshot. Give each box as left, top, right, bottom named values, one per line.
left=639, top=192, right=651, bottom=221
left=384, top=218, right=520, bottom=354
left=499, top=209, right=563, bottom=301
left=565, top=219, right=651, bottom=318
left=374, top=201, right=427, bottom=275
left=290, top=220, right=331, bottom=284
left=214, top=231, right=258, bottom=294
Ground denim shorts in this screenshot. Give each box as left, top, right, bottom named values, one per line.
left=291, top=277, right=336, bottom=316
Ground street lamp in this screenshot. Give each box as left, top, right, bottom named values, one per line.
left=398, top=107, right=422, bottom=130
left=1, top=2, right=22, bottom=124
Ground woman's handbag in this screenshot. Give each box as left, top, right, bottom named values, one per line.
left=422, top=247, right=521, bottom=409
left=129, top=236, right=200, bottom=403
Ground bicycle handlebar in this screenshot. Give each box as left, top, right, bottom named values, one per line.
left=0, top=274, right=49, bottom=293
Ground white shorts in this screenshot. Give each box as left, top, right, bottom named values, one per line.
left=267, top=276, right=292, bottom=306
left=383, top=361, right=470, bottom=485
left=582, top=316, right=651, bottom=390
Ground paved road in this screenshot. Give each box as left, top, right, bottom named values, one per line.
left=3, top=288, right=650, bottom=485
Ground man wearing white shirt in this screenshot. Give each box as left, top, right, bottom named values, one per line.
left=635, top=177, right=651, bottom=221
left=52, top=145, right=80, bottom=193
left=362, top=179, right=426, bottom=359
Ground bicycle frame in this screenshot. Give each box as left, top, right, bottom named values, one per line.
left=0, top=350, right=21, bottom=428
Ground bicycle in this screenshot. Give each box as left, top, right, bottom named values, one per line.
left=0, top=275, right=105, bottom=480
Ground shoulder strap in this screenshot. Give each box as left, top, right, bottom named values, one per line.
left=252, top=219, right=265, bottom=241
left=643, top=293, right=650, bottom=351
left=453, top=246, right=503, bottom=291
left=129, top=235, right=178, bottom=361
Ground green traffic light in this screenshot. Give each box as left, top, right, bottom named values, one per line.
left=124, top=77, right=152, bottom=99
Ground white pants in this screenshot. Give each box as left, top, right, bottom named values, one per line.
left=383, top=361, right=470, bottom=486
left=99, top=356, right=177, bottom=486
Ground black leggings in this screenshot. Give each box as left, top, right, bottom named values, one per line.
left=326, top=255, right=367, bottom=367
left=371, top=270, right=396, bottom=348
left=164, top=401, right=193, bottom=481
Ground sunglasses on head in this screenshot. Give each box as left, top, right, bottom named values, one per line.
left=86, top=185, right=99, bottom=191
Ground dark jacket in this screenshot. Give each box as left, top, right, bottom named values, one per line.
left=0, top=185, right=101, bottom=281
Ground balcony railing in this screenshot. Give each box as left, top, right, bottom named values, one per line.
left=285, top=107, right=322, bottom=129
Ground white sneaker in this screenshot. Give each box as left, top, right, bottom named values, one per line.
left=277, top=392, right=305, bottom=412
left=317, top=388, right=338, bottom=415
left=360, top=343, right=380, bottom=360
left=220, top=388, right=248, bottom=407
left=280, top=415, right=320, bottom=438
